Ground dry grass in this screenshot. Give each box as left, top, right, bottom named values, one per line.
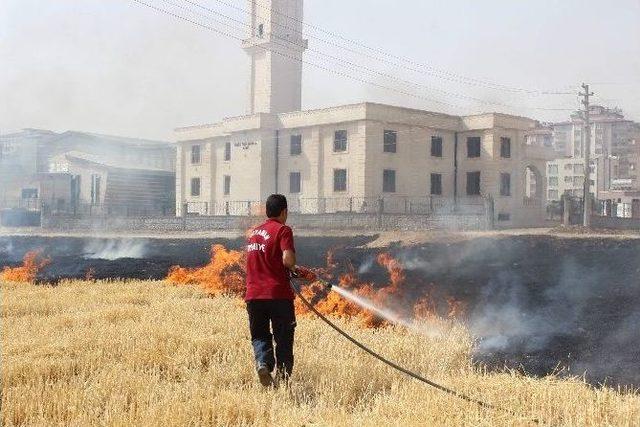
left=1, top=280, right=638, bottom=426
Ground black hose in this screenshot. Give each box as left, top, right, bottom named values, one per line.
left=293, top=283, right=539, bottom=424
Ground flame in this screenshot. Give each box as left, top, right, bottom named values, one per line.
left=167, top=244, right=246, bottom=296
left=165, top=245, right=465, bottom=328
left=1, top=251, right=50, bottom=283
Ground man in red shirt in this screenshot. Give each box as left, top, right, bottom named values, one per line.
left=245, top=194, right=315, bottom=386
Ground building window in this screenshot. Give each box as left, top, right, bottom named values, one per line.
left=564, top=176, right=572, bottom=184
left=431, top=136, right=443, bottom=158
left=333, top=169, right=347, bottom=192
left=257, top=23, right=264, bottom=37
left=549, top=177, right=558, bottom=187
left=91, top=175, right=101, bottom=205
left=548, top=190, right=559, bottom=199
left=334, top=130, right=347, bottom=152
left=224, top=141, right=231, bottom=161
left=467, top=137, right=481, bottom=158
left=497, top=213, right=511, bottom=221
left=548, top=164, right=558, bottom=175
left=223, top=175, right=231, bottom=196
left=466, top=171, right=481, bottom=195
left=191, top=177, right=201, bottom=197
left=383, top=169, right=396, bottom=193
left=383, top=130, right=397, bottom=153
left=500, top=173, right=511, bottom=196
left=290, top=134, right=302, bottom=156
left=500, top=137, right=511, bottom=158
left=289, top=172, right=301, bottom=194
left=430, top=173, right=442, bottom=195
left=564, top=163, right=572, bottom=171
left=191, top=145, right=201, bottom=164
left=21, top=188, right=38, bottom=199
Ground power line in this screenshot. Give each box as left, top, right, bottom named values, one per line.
left=129, top=0, right=465, bottom=112
left=167, top=0, right=554, bottom=110
left=146, top=0, right=575, bottom=113
left=221, top=0, right=575, bottom=95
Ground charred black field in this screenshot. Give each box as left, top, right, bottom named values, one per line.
left=1, top=233, right=639, bottom=388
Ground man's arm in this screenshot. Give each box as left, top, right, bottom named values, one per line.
left=282, top=249, right=296, bottom=271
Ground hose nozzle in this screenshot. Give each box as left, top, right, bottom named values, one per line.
left=320, top=280, right=333, bottom=291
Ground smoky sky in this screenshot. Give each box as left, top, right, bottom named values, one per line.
left=1, top=0, right=639, bottom=141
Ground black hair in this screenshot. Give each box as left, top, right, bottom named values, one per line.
left=266, top=194, right=288, bottom=218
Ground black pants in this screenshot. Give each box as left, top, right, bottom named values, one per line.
left=246, top=299, right=296, bottom=377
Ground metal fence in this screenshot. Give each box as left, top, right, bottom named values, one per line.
left=0, top=197, right=41, bottom=211
left=184, top=196, right=488, bottom=217
left=39, top=202, right=175, bottom=218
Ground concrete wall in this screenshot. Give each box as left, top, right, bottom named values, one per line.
left=591, top=215, right=640, bottom=230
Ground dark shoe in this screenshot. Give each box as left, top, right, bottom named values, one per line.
left=257, top=364, right=273, bottom=387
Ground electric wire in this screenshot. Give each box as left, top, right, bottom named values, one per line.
left=227, top=0, right=575, bottom=95
left=170, top=0, right=575, bottom=111
left=292, top=281, right=540, bottom=424
left=133, top=0, right=576, bottom=113
left=130, top=0, right=463, bottom=111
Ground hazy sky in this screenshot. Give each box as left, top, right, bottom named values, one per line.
left=1, top=0, right=639, bottom=140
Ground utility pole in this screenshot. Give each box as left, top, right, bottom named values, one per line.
left=579, top=83, right=594, bottom=228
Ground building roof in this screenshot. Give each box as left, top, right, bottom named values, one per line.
left=57, top=151, right=172, bottom=173
left=49, top=131, right=171, bottom=147
left=175, top=102, right=542, bottom=142
left=0, top=129, right=58, bottom=141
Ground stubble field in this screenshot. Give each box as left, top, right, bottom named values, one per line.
left=1, top=279, right=639, bottom=426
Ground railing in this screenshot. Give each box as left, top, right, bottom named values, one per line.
left=0, top=198, right=41, bottom=211
left=185, top=196, right=488, bottom=217
left=523, top=197, right=543, bottom=207
left=41, top=201, right=175, bottom=218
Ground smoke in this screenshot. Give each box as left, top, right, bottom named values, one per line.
left=83, top=239, right=148, bottom=260
left=356, top=254, right=376, bottom=274
left=0, top=238, right=15, bottom=261
left=368, top=237, right=640, bottom=385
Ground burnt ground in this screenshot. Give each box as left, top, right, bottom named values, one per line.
left=1, top=234, right=639, bottom=388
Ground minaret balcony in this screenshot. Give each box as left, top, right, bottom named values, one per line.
left=242, top=34, right=308, bottom=52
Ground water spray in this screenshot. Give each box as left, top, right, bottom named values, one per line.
left=293, top=277, right=539, bottom=424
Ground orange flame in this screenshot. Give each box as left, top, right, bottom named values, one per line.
left=1, top=251, right=51, bottom=283
left=167, top=244, right=246, bottom=296
left=165, top=245, right=465, bottom=327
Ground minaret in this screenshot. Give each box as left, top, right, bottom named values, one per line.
left=243, top=0, right=308, bottom=114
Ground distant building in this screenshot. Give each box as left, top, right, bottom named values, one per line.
left=547, top=106, right=640, bottom=216
left=0, top=130, right=176, bottom=216
left=174, top=0, right=556, bottom=228
left=546, top=158, right=597, bottom=201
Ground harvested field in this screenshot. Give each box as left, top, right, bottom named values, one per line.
left=2, top=279, right=639, bottom=426
left=1, top=234, right=639, bottom=387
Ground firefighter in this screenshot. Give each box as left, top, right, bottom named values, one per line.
left=245, top=194, right=316, bottom=386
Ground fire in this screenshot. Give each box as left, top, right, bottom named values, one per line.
left=1, top=251, right=51, bottom=283
left=165, top=245, right=465, bottom=328
left=167, top=244, right=246, bottom=296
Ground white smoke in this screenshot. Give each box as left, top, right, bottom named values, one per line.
left=0, top=238, right=15, bottom=261
left=83, top=239, right=148, bottom=260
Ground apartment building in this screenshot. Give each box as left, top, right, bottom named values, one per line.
left=547, top=106, right=639, bottom=216
left=546, top=158, right=597, bottom=201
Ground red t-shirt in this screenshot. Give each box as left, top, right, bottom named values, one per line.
left=245, top=219, right=295, bottom=301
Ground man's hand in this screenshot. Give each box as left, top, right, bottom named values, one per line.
left=294, top=266, right=317, bottom=283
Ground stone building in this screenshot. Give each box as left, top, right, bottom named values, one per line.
left=0, top=130, right=176, bottom=216
left=174, top=0, right=555, bottom=227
